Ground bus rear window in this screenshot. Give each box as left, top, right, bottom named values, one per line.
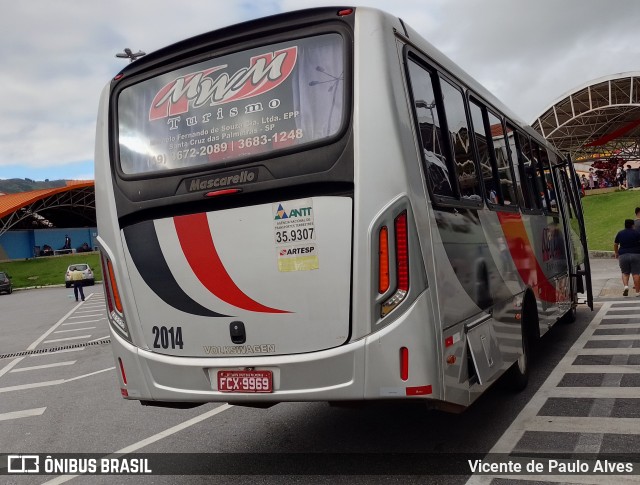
left=117, top=34, right=345, bottom=176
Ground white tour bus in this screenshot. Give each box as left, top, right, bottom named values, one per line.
left=95, top=7, right=592, bottom=410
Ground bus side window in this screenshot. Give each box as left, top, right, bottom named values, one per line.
left=469, top=100, right=518, bottom=207
left=528, top=143, right=547, bottom=210
left=407, top=60, right=455, bottom=198
left=539, top=146, right=559, bottom=214
left=439, top=77, right=482, bottom=202
left=487, top=111, right=517, bottom=206
left=505, top=125, right=527, bottom=208
left=516, top=133, right=543, bottom=211
left=468, top=100, right=497, bottom=205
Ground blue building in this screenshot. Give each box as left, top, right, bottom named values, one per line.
left=0, top=182, right=96, bottom=260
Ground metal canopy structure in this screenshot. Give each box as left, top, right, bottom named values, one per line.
left=532, top=72, right=640, bottom=163
left=0, top=182, right=95, bottom=238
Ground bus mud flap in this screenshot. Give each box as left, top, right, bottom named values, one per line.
left=465, top=316, right=503, bottom=386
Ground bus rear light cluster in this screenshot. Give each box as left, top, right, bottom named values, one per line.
left=100, top=252, right=130, bottom=341
left=380, top=212, right=409, bottom=317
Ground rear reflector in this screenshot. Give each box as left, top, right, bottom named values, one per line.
left=118, top=357, right=127, bottom=385
left=406, top=385, right=432, bottom=396
left=378, top=226, right=389, bottom=293
left=337, top=8, right=353, bottom=16
left=400, top=347, right=409, bottom=381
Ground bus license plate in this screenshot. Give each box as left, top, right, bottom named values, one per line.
left=217, top=370, right=273, bottom=393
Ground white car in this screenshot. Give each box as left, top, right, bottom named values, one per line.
left=65, top=264, right=95, bottom=288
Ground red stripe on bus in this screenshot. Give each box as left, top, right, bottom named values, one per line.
left=496, top=212, right=558, bottom=302
left=174, top=213, right=290, bottom=314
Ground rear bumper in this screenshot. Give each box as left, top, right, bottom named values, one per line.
left=110, top=291, right=440, bottom=403
left=111, top=328, right=366, bottom=402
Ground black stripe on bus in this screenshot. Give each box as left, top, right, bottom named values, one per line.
left=123, top=221, right=229, bottom=318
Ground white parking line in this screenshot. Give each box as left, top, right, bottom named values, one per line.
left=42, top=404, right=233, bottom=484
left=64, top=367, right=114, bottom=383
left=588, top=334, right=640, bottom=340
left=0, top=367, right=115, bottom=393
left=54, top=327, right=96, bottom=333
left=87, top=336, right=110, bottom=343
left=10, top=361, right=76, bottom=373
left=0, top=357, right=25, bottom=378
left=576, top=348, right=640, bottom=355
left=26, top=299, right=89, bottom=350
left=0, top=379, right=65, bottom=393
left=62, top=319, right=105, bottom=325
left=43, top=335, right=91, bottom=344
left=565, top=364, right=640, bottom=373
left=68, top=314, right=102, bottom=319
left=0, top=407, right=46, bottom=421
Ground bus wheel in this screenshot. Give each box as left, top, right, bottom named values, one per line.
left=560, top=305, right=577, bottom=324
left=504, top=329, right=529, bottom=391
left=504, top=297, right=536, bottom=391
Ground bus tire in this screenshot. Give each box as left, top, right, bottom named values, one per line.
left=560, top=305, right=577, bottom=324
left=504, top=295, right=537, bottom=391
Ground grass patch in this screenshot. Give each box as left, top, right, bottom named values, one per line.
left=582, top=189, right=639, bottom=251
left=0, top=252, right=101, bottom=289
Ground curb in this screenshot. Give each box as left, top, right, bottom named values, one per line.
left=13, top=281, right=102, bottom=292
left=589, top=250, right=614, bottom=259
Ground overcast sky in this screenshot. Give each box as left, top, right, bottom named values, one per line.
left=1, top=0, right=639, bottom=181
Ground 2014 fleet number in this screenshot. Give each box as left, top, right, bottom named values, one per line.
left=152, top=326, right=184, bottom=350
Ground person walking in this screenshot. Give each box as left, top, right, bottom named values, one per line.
left=617, top=164, right=626, bottom=190
left=614, top=219, right=640, bottom=296
left=71, top=266, right=85, bottom=302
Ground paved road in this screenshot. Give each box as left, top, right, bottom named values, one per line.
left=0, top=260, right=637, bottom=484
left=464, top=257, right=640, bottom=484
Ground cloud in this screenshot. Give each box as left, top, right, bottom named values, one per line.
left=1, top=0, right=640, bottom=179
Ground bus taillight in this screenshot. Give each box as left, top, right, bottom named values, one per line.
left=378, top=226, right=390, bottom=293
left=395, top=212, right=409, bottom=292
left=107, top=259, right=123, bottom=314
left=100, top=252, right=130, bottom=340
left=381, top=211, right=409, bottom=317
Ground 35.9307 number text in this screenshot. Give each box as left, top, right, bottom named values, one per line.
left=275, top=227, right=314, bottom=244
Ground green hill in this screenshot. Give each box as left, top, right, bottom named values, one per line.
left=0, top=178, right=68, bottom=194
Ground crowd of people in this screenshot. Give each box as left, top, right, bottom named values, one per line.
left=37, top=235, right=92, bottom=257
left=614, top=207, right=640, bottom=296
left=581, top=164, right=633, bottom=191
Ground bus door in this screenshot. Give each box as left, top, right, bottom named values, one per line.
left=554, top=163, right=593, bottom=310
